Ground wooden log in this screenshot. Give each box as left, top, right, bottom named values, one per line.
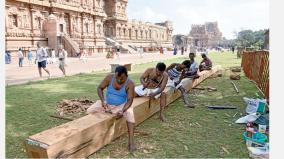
left=25, top=65, right=221, bottom=158
left=231, top=81, right=239, bottom=93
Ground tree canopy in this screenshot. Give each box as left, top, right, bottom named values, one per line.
left=234, top=29, right=266, bottom=50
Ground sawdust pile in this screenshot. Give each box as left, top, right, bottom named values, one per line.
left=56, top=97, right=94, bottom=116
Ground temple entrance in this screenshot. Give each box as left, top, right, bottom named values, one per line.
left=59, top=24, right=63, bottom=33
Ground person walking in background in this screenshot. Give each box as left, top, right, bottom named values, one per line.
left=17, top=48, right=24, bottom=67
left=51, top=49, right=56, bottom=64
left=181, top=47, right=184, bottom=55
left=159, top=47, right=164, bottom=54
left=5, top=51, right=9, bottom=64
left=173, top=47, right=177, bottom=55
left=232, top=46, right=235, bottom=53
left=36, top=42, right=51, bottom=78
left=7, top=51, right=11, bottom=64
left=79, top=48, right=88, bottom=63
left=138, top=46, right=143, bottom=58
left=116, top=47, right=121, bottom=59
left=44, top=47, right=51, bottom=64
left=58, top=47, right=67, bottom=76
left=27, top=49, right=33, bottom=66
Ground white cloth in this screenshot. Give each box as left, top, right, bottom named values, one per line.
left=17, top=51, right=23, bottom=58
left=166, top=77, right=182, bottom=89
left=135, top=85, right=160, bottom=99
left=87, top=100, right=135, bottom=123
left=36, top=47, right=47, bottom=62
left=235, top=113, right=260, bottom=124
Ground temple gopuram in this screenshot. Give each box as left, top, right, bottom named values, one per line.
left=188, top=22, right=222, bottom=49
left=5, top=0, right=173, bottom=56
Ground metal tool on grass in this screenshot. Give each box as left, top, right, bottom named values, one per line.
left=208, top=105, right=237, bottom=109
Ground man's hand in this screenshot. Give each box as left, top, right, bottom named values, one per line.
left=148, top=92, right=157, bottom=99
left=142, top=81, right=149, bottom=88
left=116, top=110, right=124, bottom=119
left=102, top=101, right=109, bottom=110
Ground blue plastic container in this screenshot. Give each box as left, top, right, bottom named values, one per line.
left=243, top=132, right=267, bottom=143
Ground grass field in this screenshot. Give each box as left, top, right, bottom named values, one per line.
left=6, top=52, right=262, bottom=158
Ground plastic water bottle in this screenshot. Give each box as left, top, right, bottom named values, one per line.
left=246, top=122, right=254, bottom=138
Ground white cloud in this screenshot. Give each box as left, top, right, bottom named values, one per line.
left=129, top=7, right=167, bottom=23
left=127, top=0, right=269, bottom=39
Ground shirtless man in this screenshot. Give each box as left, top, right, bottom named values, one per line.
left=134, top=62, right=168, bottom=122
left=199, top=53, right=212, bottom=71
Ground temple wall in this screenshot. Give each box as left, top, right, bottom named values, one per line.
left=6, top=0, right=173, bottom=56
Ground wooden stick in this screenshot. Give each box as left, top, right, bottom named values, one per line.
left=193, top=87, right=206, bottom=90
left=231, top=81, right=239, bottom=93
left=49, top=115, right=74, bottom=121
left=245, top=77, right=266, bottom=97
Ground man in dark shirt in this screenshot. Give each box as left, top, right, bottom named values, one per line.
left=199, top=54, right=212, bottom=71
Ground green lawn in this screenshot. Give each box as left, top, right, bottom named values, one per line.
left=6, top=52, right=262, bottom=158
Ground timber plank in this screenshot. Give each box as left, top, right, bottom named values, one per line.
left=25, top=65, right=221, bottom=158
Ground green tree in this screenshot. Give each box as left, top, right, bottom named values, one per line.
left=236, top=30, right=255, bottom=48
left=233, top=29, right=266, bottom=50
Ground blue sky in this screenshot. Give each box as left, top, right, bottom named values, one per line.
left=127, top=0, right=269, bottom=39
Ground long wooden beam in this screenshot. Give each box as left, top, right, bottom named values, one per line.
left=25, top=65, right=221, bottom=158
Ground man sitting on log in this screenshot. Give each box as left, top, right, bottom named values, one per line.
left=182, top=52, right=200, bottom=79
left=87, top=66, right=136, bottom=152
left=199, top=53, right=213, bottom=71
left=165, top=61, right=194, bottom=108
left=134, top=62, right=168, bottom=122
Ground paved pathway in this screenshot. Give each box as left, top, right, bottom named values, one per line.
left=5, top=51, right=187, bottom=86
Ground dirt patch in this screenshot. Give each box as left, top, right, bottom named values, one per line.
left=56, top=97, right=94, bottom=117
